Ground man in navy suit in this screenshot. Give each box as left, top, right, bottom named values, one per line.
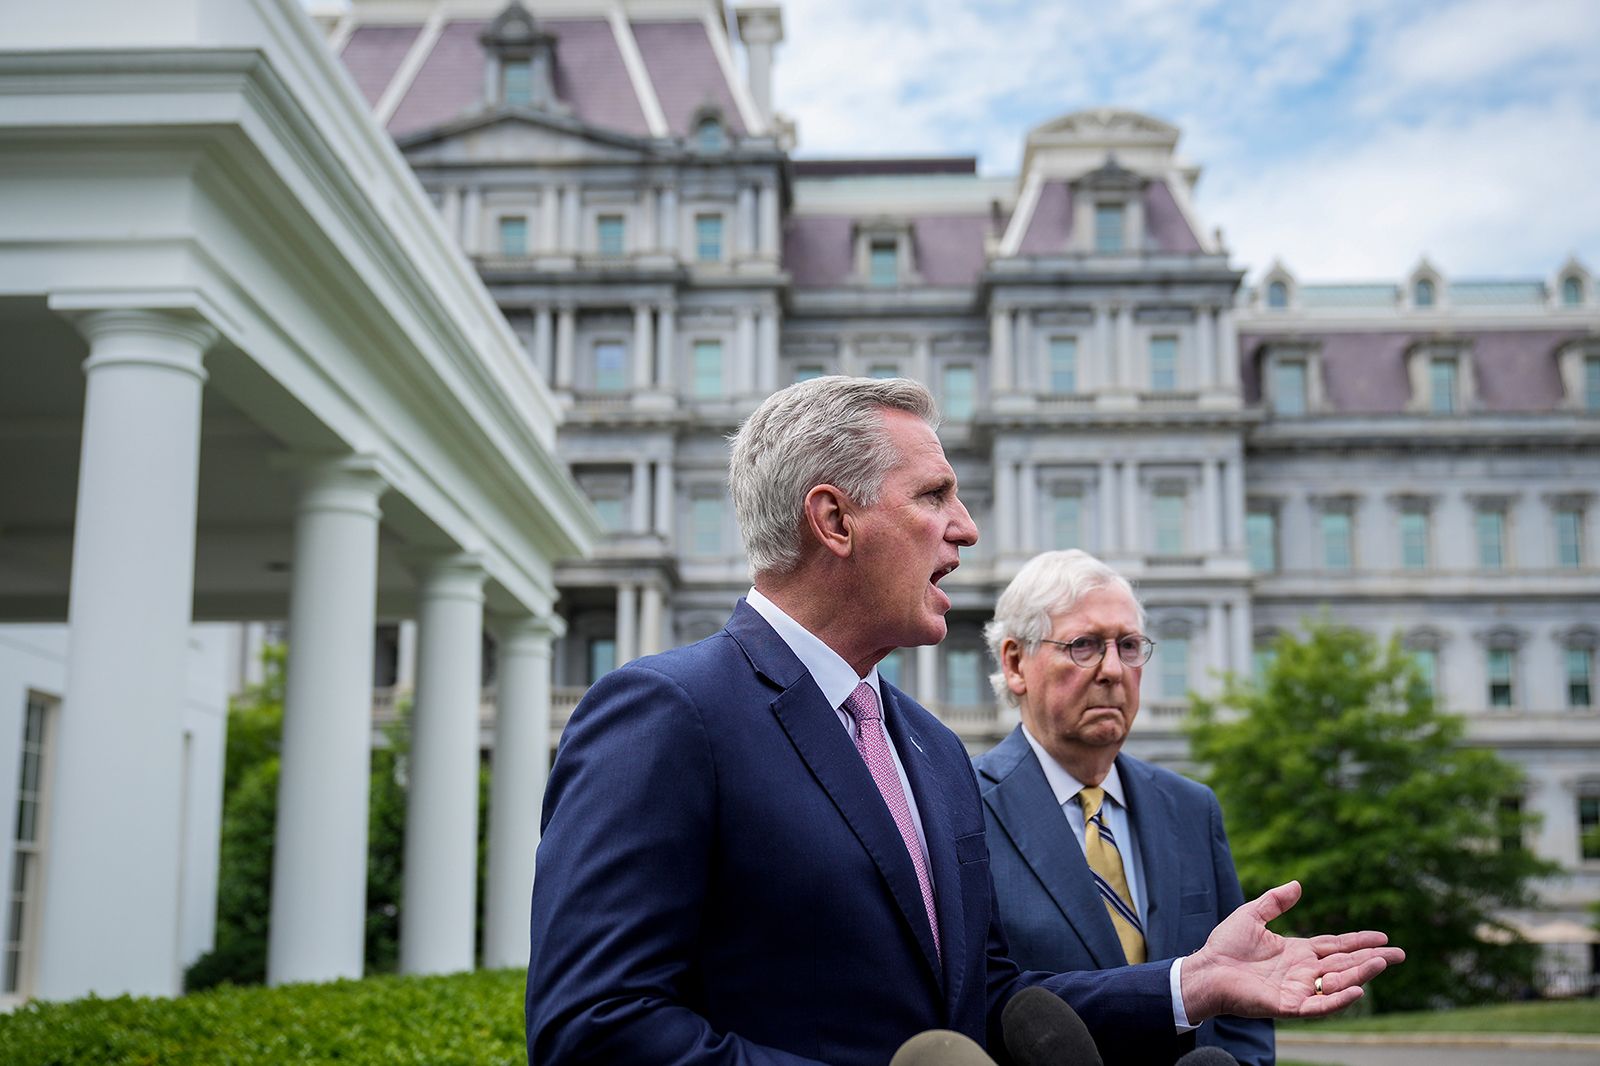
left=527, top=377, right=1400, bottom=1065
left=975, top=550, right=1275, bottom=1065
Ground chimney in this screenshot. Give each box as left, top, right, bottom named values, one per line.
left=734, top=5, right=783, bottom=126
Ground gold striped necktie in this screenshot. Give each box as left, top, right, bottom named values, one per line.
left=1078, top=786, right=1146, bottom=964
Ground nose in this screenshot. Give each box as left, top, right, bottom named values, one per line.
left=1095, top=644, right=1125, bottom=679
left=949, top=494, right=979, bottom=546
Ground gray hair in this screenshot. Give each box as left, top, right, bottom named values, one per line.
left=729, top=376, right=940, bottom=577
left=984, top=549, right=1146, bottom=707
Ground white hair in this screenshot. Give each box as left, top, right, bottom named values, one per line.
left=728, top=376, right=940, bottom=577
left=983, top=549, right=1146, bottom=707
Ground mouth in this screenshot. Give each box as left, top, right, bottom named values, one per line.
left=930, top=561, right=958, bottom=586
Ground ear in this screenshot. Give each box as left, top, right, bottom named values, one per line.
left=802, top=484, right=854, bottom=560
left=1001, top=637, right=1028, bottom=697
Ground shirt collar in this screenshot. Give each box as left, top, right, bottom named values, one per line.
left=746, top=587, right=881, bottom=712
left=1020, top=723, right=1126, bottom=812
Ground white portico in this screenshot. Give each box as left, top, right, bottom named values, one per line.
left=0, top=0, right=597, bottom=1001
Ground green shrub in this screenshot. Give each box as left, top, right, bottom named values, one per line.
left=0, top=969, right=527, bottom=1065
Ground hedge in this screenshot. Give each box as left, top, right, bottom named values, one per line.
left=0, top=968, right=526, bottom=1065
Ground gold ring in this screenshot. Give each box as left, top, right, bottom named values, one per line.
left=1315, top=976, right=1324, bottom=995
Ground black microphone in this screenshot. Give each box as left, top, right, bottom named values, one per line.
left=1174, top=1049, right=1239, bottom=1065
left=1001, top=986, right=1103, bottom=1066
left=888, top=1029, right=999, bottom=1066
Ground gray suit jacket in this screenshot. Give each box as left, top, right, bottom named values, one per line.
left=974, top=726, right=1275, bottom=1066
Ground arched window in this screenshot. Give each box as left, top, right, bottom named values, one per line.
left=1414, top=278, right=1435, bottom=307
left=695, top=115, right=726, bottom=152
left=1563, top=276, right=1584, bottom=307
left=1266, top=280, right=1288, bottom=309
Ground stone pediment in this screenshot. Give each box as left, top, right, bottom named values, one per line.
left=1029, top=108, right=1180, bottom=145
left=398, top=109, right=662, bottom=167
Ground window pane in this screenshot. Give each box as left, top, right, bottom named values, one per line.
left=942, top=365, right=975, bottom=420
left=1587, top=357, right=1600, bottom=412
left=1160, top=637, right=1189, bottom=700
left=1487, top=648, right=1514, bottom=707
left=498, top=216, right=528, bottom=257
left=1429, top=358, right=1456, bottom=414
left=1271, top=361, right=1306, bottom=416
left=692, top=340, right=722, bottom=398
left=1414, top=279, right=1435, bottom=307
left=503, top=59, right=532, bottom=106
left=1153, top=491, right=1185, bottom=555
left=1579, top=796, right=1600, bottom=860
left=694, top=214, right=723, bottom=262
left=1049, top=338, right=1078, bottom=393
left=1246, top=511, right=1277, bottom=572
left=594, top=341, right=626, bottom=391
left=1569, top=647, right=1594, bottom=707
left=591, top=496, right=624, bottom=531
left=691, top=497, right=722, bottom=556
left=1051, top=492, right=1082, bottom=549
left=1149, top=337, right=1178, bottom=392
left=597, top=215, right=625, bottom=256
left=587, top=638, right=616, bottom=683
left=1476, top=510, right=1505, bottom=569
left=1251, top=645, right=1275, bottom=683
left=1321, top=511, right=1352, bottom=570
left=1562, top=276, right=1582, bottom=306
left=1556, top=509, right=1583, bottom=568
left=1094, top=203, right=1124, bottom=254
left=1267, top=281, right=1288, bottom=309
left=1412, top=648, right=1438, bottom=698
left=869, top=240, right=898, bottom=286
left=695, top=117, right=725, bottom=151
left=1499, top=796, right=1523, bottom=853
left=945, top=648, right=982, bottom=705
left=1399, top=511, right=1429, bottom=570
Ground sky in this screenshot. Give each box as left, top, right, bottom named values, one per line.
left=770, top=0, right=1600, bottom=282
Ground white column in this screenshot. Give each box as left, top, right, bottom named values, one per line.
left=555, top=306, right=575, bottom=389
left=461, top=186, right=482, bottom=255
left=1122, top=461, right=1141, bottom=554
left=1223, top=457, right=1245, bottom=551
left=539, top=186, right=560, bottom=253
left=533, top=307, right=554, bottom=386
left=1216, top=307, right=1240, bottom=393
left=483, top=614, right=557, bottom=970
left=639, top=585, right=665, bottom=657
left=397, top=619, right=418, bottom=690
left=1116, top=305, right=1134, bottom=389
left=757, top=307, right=780, bottom=394
left=36, top=309, right=215, bottom=1000
left=838, top=335, right=856, bottom=376
left=659, top=187, right=679, bottom=255
left=1201, top=458, right=1221, bottom=554
left=562, top=184, right=581, bottom=252
left=654, top=460, right=675, bottom=541
left=615, top=583, right=638, bottom=665
left=1014, top=311, right=1034, bottom=392
left=1019, top=461, right=1038, bottom=553
left=441, top=187, right=463, bottom=249
left=995, top=459, right=1017, bottom=555
left=914, top=335, right=932, bottom=385
left=1098, top=460, right=1117, bottom=552
left=737, top=306, right=757, bottom=396
left=268, top=458, right=387, bottom=986
left=632, top=303, right=654, bottom=391
left=916, top=644, right=938, bottom=705
left=638, top=188, right=657, bottom=254
left=631, top=460, right=650, bottom=531
left=1093, top=304, right=1113, bottom=390
left=400, top=555, right=487, bottom=976
left=1197, top=307, right=1217, bottom=389
left=1229, top=597, right=1253, bottom=676
left=1207, top=601, right=1228, bottom=695
left=990, top=307, right=1012, bottom=393
left=736, top=185, right=756, bottom=258
left=656, top=304, right=676, bottom=389
left=758, top=183, right=780, bottom=259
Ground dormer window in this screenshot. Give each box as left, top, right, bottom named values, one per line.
left=852, top=218, right=918, bottom=287
left=1406, top=342, right=1473, bottom=414
left=503, top=59, right=532, bottom=106
left=1094, top=203, right=1125, bottom=254
left=1428, top=356, right=1457, bottom=413
left=1260, top=344, right=1322, bottom=416
left=868, top=240, right=898, bottom=286
left=1564, top=276, right=1584, bottom=306
left=1266, top=280, right=1288, bottom=309
left=480, top=2, right=562, bottom=112
left=693, top=113, right=727, bottom=153
left=1414, top=278, right=1435, bottom=307
left=1556, top=342, right=1600, bottom=411
left=1071, top=155, right=1146, bottom=255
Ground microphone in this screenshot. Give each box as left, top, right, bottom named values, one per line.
left=888, top=1029, right=998, bottom=1066
left=1001, top=986, right=1103, bottom=1066
left=1174, top=1049, right=1239, bottom=1065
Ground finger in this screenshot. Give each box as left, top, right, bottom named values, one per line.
left=1315, top=955, right=1392, bottom=996
left=1296, top=984, right=1365, bottom=1017
left=1308, top=930, right=1391, bottom=954
left=1251, top=880, right=1302, bottom=924
left=1313, top=946, right=1404, bottom=974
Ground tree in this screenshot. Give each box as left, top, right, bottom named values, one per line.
left=1186, top=620, right=1558, bottom=1011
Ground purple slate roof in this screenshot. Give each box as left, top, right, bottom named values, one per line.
left=913, top=216, right=992, bottom=286
left=1143, top=181, right=1202, bottom=253
left=1018, top=181, right=1070, bottom=254
left=1239, top=330, right=1580, bottom=413
left=783, top=216, right=853, bottom=286
left=340, top=25, right=421, bottom=108
left=388, top=20, right=488, bottom=137
left=633, top=20, right=746, bottom=137
left=782, top=215, right=993, bottom=287
left=548, top=18, right=649, bottom=138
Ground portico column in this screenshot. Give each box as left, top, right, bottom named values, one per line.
left=1207, top=601, right=1228, bottom=695
left=1222, top=457, right=1245, bottom=550
left=562, top=184, right=581, bottom=252
left=1201, top=458, right=1221, bottom=554
left=758, top=183, right=780, bottom=259
left=1098, top=460, right=1117, bottom=551
left=656, top=304, right=675, bottom=389
left=555, top=305, right=575, bottom=390
left=539, top=185, right=560, bottom=252
left=400, top=554, right=487, bottom=976
left=757, top=307, right=780, bottom=393
left=916, top=644, right=938, bottom=705
left=533, top=307, right=554, bottom=386
left=990, top=307, right=1012, bottom=393
left=632, top=460, right=651, bottom=531
left=995, top=459, right=1017, bottom=555
left=659, top=187, right=679, bottom=253
left=461, top=186, right=482, bottom=255
left=1019, top=461, right=1038, bottom=553
left=639, top=585, right=665, bottom=657
left=1122, top=461, right=1141, bottom=554
left=1197, top=307, right=1217, bottom=389
left=268, top=457, right=388, bottom=986
left=1229, top=598, right=1253, bottom=676
left=616, top=583, right=638, bottom=665
left=736, top=185, right=756, bottom=258
left=1116, top=305, right=1134, bottom=388
left=633, top=304, right=654, bottom=391
left=483, top=614, right=559, bottom=969
left=36, top=308, right=216, bottom=1000
left=737, top=306, right=757, bottom=396
left=654, top=460, right=675, bottom=541
left=1216, top=307, right=1240, bottom=393
left=914, top=335, right=932, bottom=385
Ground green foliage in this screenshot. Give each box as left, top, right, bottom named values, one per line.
left=1186, top=620, right=1558, bottom=1012
left=0, top=969, right=527, bottom=1065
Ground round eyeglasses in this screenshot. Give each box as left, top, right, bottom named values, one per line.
left=1039, top=635, right=1155, bottom=669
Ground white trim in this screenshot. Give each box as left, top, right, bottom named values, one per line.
left=607, top=3, right=669, bottom=138
left=700, top=6, right=766, bottom=137
left=373, top=7, right=447, bottom=127
left=998, top=170, right=1044, bottom=258
left=325, top=11, right=358, bottom=56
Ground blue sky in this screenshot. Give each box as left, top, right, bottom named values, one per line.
left=773, top=0, right=1600, bottom=282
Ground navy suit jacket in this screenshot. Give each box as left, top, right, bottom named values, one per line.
left=527, top=602, right=1187, bottom=1065
left=974, top=726, right=1276, bottom=1066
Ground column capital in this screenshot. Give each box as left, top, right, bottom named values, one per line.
left=274, top=454, right=392, bottom=519
left=58, top=307, right=220, bottom=383
left=408, top=551, right=488, bottom=603
left=490, top=612, right=564, bottom=649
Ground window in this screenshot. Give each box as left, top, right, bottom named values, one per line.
left=869, top=240, right=899, bottom=286
left=1266, top=280, right=1288, bottom=309
left=1160, top=637, right=1189, bottom=700
left=794, top=365, right=825, bottom=383
left=1563, top=276, right=1584, bottom=307
left=1252, top=644, right=1276, bottom=684
left=878, top=650, right=904, bottom=691
left=1569, top=646, right=1594, bottom=707
left=867, top=364, right=899, bottom=380
left=1580, top=794, right=1600, bottom=860
left=1050, top=490, right=1083, bottom=549
left=1412, top=647, right=1438, bottom=699
left=590, top=496, right=624, bottom=531
left=587, top=637, right=616, bottom=683
left=498, top=215, right=528, bottom=257
left=1246, top=509, right=1277, bottom=572
left=596, top=214, right=625, bottom=257
left=1399, top=510, right=1429, bottom=570
left=694, top=115, right=725, bottom=152
left=1487, top=648, right=1514, bottom=707
left=502, top=59, right=532, bottom=106
left=1414, top=278, right=1435, bottom=307
left=1270, top=359, right=1307, bottom=416
left=1476, top=508, right=1506, bottom=570
left=942, top=364, right=976, bottom=420
left=1498, top=796, right=1523, bottom=854
left=944, top=648, right=983, bottom=706
left=593, top=341, right=627, bottom=392
left=690, top=495, right=723, bottom=556
left=1321, top=509, right=1353, bottom=571
left=1094, top=202, right=1125, bottom=254
left=1153, top=489, right=1185, bottom=556
left=694, top=214, right=723, bottom=263
left=1048, top=337, right=1078, bottom=393
left=691, top=340, right=723, bottom=398
left=1149, top=337, right=1178, bottom=392
left=1587, top=356, right=1600, bottom=411
left=1428, top=357, right=1457, bottom=414
left=5, top=694, right=53, bottom=996
left=1556, top=508, right=1584, bottom=568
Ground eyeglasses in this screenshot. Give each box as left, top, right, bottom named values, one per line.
left=1039, top=634, right=1155, bottom=669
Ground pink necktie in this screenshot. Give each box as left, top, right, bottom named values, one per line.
left=843, top=681, right=940, bottom=959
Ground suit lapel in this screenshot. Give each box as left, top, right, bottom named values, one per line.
left=1120, top=754, right=1182, bottom=958
left=981, top=728, right=1126, bottom=968
left=882, top=687, right=955, bottom=997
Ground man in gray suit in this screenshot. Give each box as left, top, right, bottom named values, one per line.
left=974, top=549, right=1275, bottom=1065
